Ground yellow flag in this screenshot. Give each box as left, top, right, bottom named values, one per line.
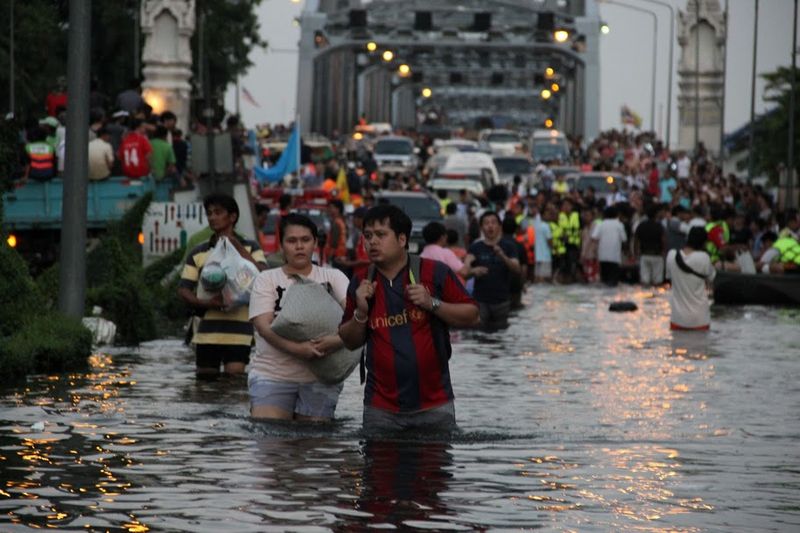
left=335, top=166, right=351, bottom=204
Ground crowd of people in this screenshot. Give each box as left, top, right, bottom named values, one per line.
left=8, top=78, right=253, bottom=190
left=8, top=81, right=799, bottom=432
left=175, top=121, right=799, bottom=433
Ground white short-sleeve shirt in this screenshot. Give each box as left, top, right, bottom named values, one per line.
left=665, top=249, right=716, bottom=328
left=248, top=265, right=349, bottom=383
left=591, top=218, right=628, bottom=264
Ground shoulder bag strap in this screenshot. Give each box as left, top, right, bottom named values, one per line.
left=675, top=250, right=707, bottom=280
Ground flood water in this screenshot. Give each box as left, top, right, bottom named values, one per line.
left=1, top=285, right=799, bottom=531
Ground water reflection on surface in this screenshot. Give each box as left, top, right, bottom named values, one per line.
left=1, top=285, right=799, bottom=531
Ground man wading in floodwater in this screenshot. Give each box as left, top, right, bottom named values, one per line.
left=339, top=205, right=479, bottom=433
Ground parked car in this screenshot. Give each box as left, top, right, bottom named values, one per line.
left=373, top=136, right=419, bottom=178
left=428, top=177, right=485, bottom=203
left=493, top=155, right=534, bottom=188
left=567, top=171, right=624, bottom=195
left=478, top=129, right=524, bottom=156
left=374, top=191, right=443, bottom=254
left=439, top=151, right=500, bottom=188
left=530, top=129, right=571, bottom=163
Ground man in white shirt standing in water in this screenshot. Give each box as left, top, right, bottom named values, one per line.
left=665, top=227, right=716, bottom=331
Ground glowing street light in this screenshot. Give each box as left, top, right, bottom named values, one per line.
left=551, top=83, right=560, bottom=92
left=382, top=50, right=394, bottom=62
left=7, top=234, right=17, bottom=248
left=545, top=67, right=555, bottom=79
left=398, top=63, right=411, bottom=77
left=366, top=41, right=377, bottom=52
left=553, top=29, right=570, bottom=43
left=544, top=118, right=554, bottom=128
left=600, top=23, right=610, bottom=35
left=353, top=132, right=364, bottom=140
left=540, top=89, right=552, bottom=100
left=421, top=87, right=433, bottom=98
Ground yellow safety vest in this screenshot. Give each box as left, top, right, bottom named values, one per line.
left=773, top=237, right=800, bottom=265
left=558, top=211, right=581, bottom=247
left=550, top=221, right=565, bottom=256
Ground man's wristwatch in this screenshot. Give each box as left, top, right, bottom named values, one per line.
left=429, top=296, right=442, bottom=312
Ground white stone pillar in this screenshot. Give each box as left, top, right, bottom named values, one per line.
left=141, top=0, right=196, bottom=132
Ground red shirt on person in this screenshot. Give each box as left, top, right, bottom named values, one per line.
left=46, top=92, right=67, bottom=117
left=342, top=257, right=475, bottom=414
left=118, top=132, right=152, bottom=178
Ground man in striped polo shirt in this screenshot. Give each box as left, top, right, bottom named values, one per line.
left=178, top=194, right=267, bottom=377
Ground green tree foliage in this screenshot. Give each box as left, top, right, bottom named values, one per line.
left=194, top=0, right=268, bottom=102
left=0, top=0, right=65, bottom=118
left=0, top=0, right=266, bottom=119
left=748, top=67, right=800, bottom=181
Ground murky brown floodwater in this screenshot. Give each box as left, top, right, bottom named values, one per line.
left=1, top=284, right=799, bottom=531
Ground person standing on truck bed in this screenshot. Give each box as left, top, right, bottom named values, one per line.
left=178, top=194, right=268, bottom=378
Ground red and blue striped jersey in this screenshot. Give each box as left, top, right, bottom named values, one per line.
left=343, top=257, right=476, bottom=413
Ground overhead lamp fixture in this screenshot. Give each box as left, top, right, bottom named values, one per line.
left=551, top=83, right=560, bottom=92
left=545, top=67, right=555, bottom=79
left=600, top=23, right=610, bottom=35
left=541, top=89, right=552, bottom=100
left=421, top=87, right=433, bottom=98
left=382, top=50, right=394, bottom=62
left=544, top=118, right=554, bottom=128
left=398, top=64, right=411, bottom=77
left=553, top=29, right=569, bottom=43
left=366, top=41, right=378, bottom=52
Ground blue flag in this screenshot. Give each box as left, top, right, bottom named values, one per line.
left=254, top=124, right=299, bottom=184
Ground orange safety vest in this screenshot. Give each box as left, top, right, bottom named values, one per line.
left=515, top=225, right=536, bottom=265
left=26, top=142, right=56, bottom=180
left=324, top=216, right=348, bottom=264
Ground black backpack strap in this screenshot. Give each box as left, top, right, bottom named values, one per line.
left=359, top=264, right=378, bottom=385
left=675, top=250, right=708, bottom=280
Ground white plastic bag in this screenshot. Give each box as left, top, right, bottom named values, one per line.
left=271, top=277, right=360, bottom=384
left=200, top=237, right=259, bottom=309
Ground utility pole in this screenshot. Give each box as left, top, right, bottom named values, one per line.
left=748, top=0, right=759, bottom=180
left=58, top=0, right=92, bottom=318
left=637, top=0, right=675, bottom=149
left=134, top=0, right=140, bottom=79
left=694, top=0, right=700, bottom=152
left=788, top=0, right=798, bottom=208
left=719, top=0, right=728, bottom=161
left=200, top=11, right=216, bottom=182
left=8, top=0, right=14, bottom=116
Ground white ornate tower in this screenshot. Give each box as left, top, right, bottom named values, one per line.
left=140, top=0, right=196, bottom=132
left=677, top=0, right=725, bottom=154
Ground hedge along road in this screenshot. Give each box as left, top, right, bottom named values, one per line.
left=0, top=284, right=798, bottom=531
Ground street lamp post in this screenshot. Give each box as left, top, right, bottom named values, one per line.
left=788, top=0, right=798, bottom=208
left=635, top=0, right=676, bottom=149
left=8, top=0, right=14, bottom=116
left=600, top=0, right=659, bottom=133
left=748, top=0, right=759, bottom=180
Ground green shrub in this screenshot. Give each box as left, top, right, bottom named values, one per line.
left=0, top=241, right=45, bottom=337
left=0, top=312, right=91, bottom=378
